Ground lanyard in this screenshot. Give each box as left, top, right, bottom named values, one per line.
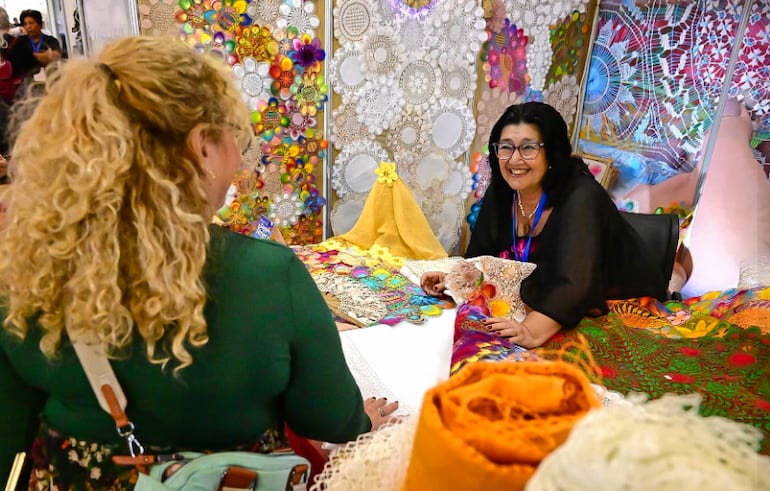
left=511, top=192, right=546, bottom=262
left=30, top=36, right=44, bottom=53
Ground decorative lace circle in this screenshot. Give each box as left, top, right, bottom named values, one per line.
left=384, top=108, right=430, bottom=159
left=394, top=16, right=435, bottom=51
left=423, top=192, right=464, bottom=253
left=331, top=140, right=390, bottom=198
left=476, top=87, right=522, bottom=145
left=247, top=0, right=281, bottom=31
left=424, top=0, right=486, bottom=64
left=138, top=0, right=179, bottom=36
left=278, top=0, right=321, bottom=38
left=438, top=57, right=476, bottom=102
left=355, top=78, right=405, bottom=136
left=397, top=50, right=439, bottom=111
left=285, top=100, right=317, bottom=141
left=393, top=149, right=422, bottom=184
left=329, top=44, right=366, bottom=103
left=270, top=192, right=305, bottom=226
left=334, top=0, right=375, bottom=44
left=356, top=26, right=404, bottom=80
left=330, top=194, right=367, bottom=235
left=331, top=101, right=371, bottom=150
left=232, top=57, right=272, bottom=110
left=426, top=98, right=476, bottom=160
left=544, top=74, right=579, bottom=130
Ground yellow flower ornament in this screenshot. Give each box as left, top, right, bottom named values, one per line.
left=375, top=161, right=399, bottom=186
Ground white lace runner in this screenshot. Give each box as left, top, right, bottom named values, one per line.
left=340, top=336, right=414, bottom=416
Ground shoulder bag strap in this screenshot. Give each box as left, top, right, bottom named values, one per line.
left=65, top=325, right=145, bottom=457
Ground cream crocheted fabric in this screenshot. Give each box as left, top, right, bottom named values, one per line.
left=400, top=256, right=465, bottom=286
left=526, top=393, right=770, bottom=491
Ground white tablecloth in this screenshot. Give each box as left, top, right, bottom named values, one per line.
left=339, top=309, right=456, bottom=415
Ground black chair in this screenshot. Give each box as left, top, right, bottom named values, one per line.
left=620, top=211, right=680, bottom=296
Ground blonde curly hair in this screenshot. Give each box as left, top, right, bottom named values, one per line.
left=0, top=36, right=251, bottom=370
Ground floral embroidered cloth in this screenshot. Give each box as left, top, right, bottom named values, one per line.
left=451, top=287, right=770, bottom=454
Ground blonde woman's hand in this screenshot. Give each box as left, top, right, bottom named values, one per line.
left=420, top=271, right=447, bottom=296
left=364, top=397, right=399, bottom=431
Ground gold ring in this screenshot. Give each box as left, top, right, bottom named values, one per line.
left=378, top=407, right=385, bottom=417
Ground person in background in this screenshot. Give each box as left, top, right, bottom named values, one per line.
left=0, top=36, right=396, bottom=489
left=8, top=9, right=61, bottom=83
left=421, top=102, right=666, bottom=348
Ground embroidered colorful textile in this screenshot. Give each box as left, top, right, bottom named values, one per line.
left=451, top=287, right=770, bottom=453
left=292, top=245, right=454, bottom=326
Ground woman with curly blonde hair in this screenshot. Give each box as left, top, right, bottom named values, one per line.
left=0, top=36, right=396, bottom=489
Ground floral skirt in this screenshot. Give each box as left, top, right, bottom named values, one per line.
left=26, top=422, right=288, bottom=490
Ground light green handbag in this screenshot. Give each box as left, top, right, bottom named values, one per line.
left=134, top=452, right=310, bottom=491
left=68, top=332, right=311, bottom=491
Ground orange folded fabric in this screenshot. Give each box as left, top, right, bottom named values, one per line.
left=402, top=361, right=600, bottom=491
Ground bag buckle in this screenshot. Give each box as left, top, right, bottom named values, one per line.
left=286, top=464, right=309, bottom=491
left=219, top=466, right=258, bottom=491
left=116, top=421, right=145, bottom=457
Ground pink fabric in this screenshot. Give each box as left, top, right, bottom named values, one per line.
left=684, top=105, right=770, bottom=295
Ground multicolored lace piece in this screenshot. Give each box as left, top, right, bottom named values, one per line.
left=292, top=244, right=454, bottom=326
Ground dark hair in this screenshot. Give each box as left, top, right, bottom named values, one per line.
left=19, top=9, right=43, bottom=26
left=465, top=102, right=590, bottom=257
left=487, top=101, right=589, bottom=207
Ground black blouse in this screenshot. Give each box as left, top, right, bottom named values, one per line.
left=466, top=173, right=666, bottom=328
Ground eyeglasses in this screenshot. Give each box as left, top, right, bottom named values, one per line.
left=492, top=142, right=544, bottom=161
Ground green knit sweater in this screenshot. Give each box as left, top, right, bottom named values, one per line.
left=0, top=225, right=370, bottom=481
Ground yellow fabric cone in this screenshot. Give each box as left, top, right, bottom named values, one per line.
left=402, top=361, right=600, bottom=491
left=335, top=162, right=447, bottom=260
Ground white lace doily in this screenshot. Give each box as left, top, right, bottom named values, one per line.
left=232, top=57, right=272, bottom=110
left=330, top=194, right=367, bottom=235
left=333, top=0, right=375, bottom=44
left=329, top=44, right=367, bottom=103
left=426, top=98, right=476, bottom=159
left=423, top=193, right=464, bottom=253
left=277, top=0, right=320, bottom=38
left=137, top=0, right=179, bottom=36
left=424, top=0, right=486, bottom=65
left=331, top=140, right=390, bottom=198
left=385, top=108, right=431, bottom=158
left=331, top=101, right=371, bottom=150
left=444, top=159, right=473, bottom=200
left=397, top=50, right=440, bottom=111
left=476, top=87, right=522, bottom=144
left=269, top=192, right=305, bottom=226
left=393, top=15, right=435, bottom=51
left=355, top=77, right=405, bottom=136
left=356, top=25, right=405, bottom=80
left=310, top=415, right=418, bottom=491
left=544, top=74, right=580, bottom=130
left=437, top=56, right=477, bottom=102
left=393, top=149, right=422, bottom=185
left=246, top=0, right=281, bottom=32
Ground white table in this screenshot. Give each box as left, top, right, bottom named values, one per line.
left=339, top=308, right=456, bottom=415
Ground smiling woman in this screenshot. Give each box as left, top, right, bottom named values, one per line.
left=421, top=102, right=672, bottom=349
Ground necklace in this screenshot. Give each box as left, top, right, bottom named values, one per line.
left=516, top=191, right=541, bottom=221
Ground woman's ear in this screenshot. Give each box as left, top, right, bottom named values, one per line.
left=188, top=123, right=210, bottom=163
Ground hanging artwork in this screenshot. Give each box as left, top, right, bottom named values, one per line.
left=329, top=0, right=484, bottom=252
left=577, top=0, right=770, bottom=196
left=138, top=0, right=331, bottom=245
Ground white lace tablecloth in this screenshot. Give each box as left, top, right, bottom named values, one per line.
left=339, top=308, right=456, bottom=416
